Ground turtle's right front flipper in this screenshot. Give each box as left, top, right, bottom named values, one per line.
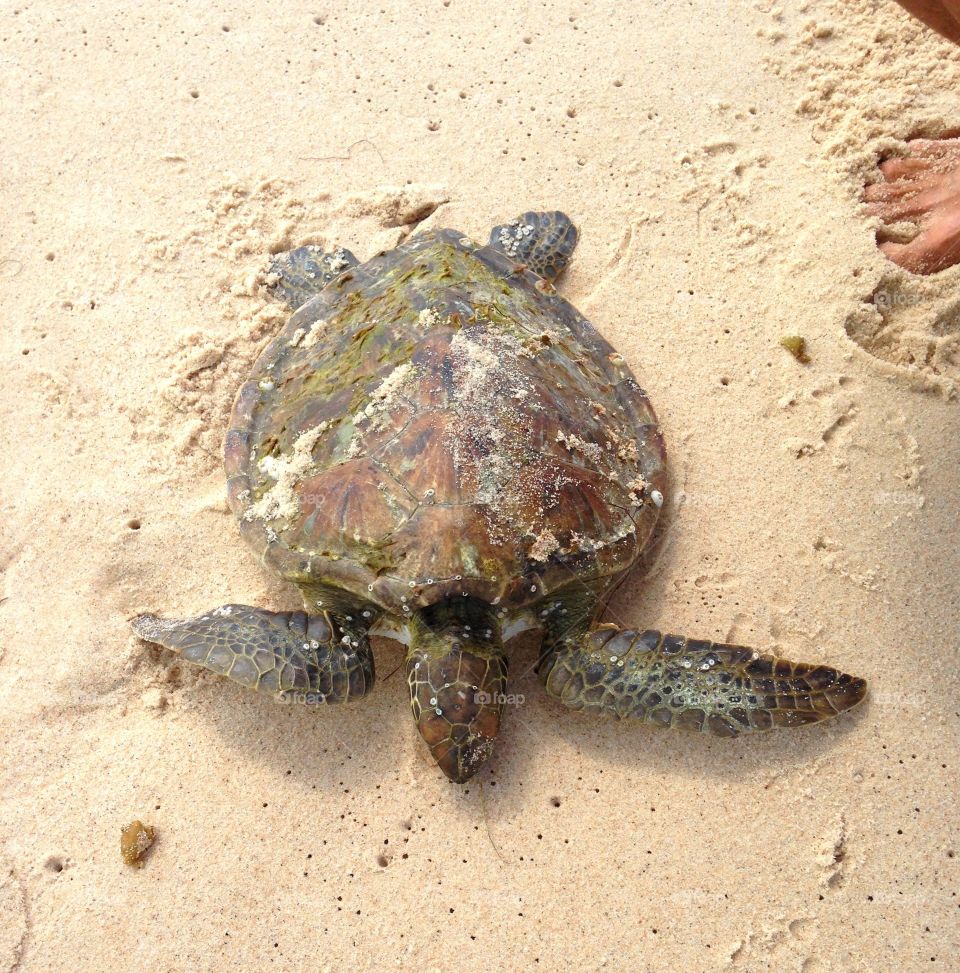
left=488, top=210, right=579, bottom=282
left=540, top=627, right=866, bottom=736
left=131, top=605, right=373, bottom=703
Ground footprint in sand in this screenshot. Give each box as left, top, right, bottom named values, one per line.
left=839, top=142, right=960, bottom=394
left=845, top=274, right=960, bottom=393
left=776, top=375, right=860, bottom=464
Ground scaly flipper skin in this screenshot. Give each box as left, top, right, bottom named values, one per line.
left=540, top=626, right=866, bottom=736
left=130, top=605, right=374, bottom=703
left=488, top=210, right=579, bottom=281
left=267, top=245, right=359, bottom=309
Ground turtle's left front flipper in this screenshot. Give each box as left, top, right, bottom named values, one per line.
left=267, top=245, right=359, bottom=310
left=540, top=627, right=866, bottom=736
left=131, top=605, right=373, bottom=703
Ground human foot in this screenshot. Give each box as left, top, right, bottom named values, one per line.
left=894, top=0, right=960, bottom=46
left=864, top=138, right=960, bottom=275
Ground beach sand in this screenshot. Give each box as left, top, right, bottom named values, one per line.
left=1, top=0, right=958, bottom=969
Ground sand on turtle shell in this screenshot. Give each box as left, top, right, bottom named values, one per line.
left=246, top=421, right=330, bottom=522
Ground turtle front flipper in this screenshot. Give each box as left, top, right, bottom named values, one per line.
left=131, top=605, right=374, bottom=703
left=267, top=245, right=359, bottom=309
left=539, top=627, right=866, bottom=736
left=488, top=210, right=578, bottom=282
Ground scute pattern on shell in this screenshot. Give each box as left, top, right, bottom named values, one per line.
left=225, top=229, right=667, bottom=616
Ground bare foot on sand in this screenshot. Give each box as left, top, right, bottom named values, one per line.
left=895, top=0, right=960, bottom=45
left=864, top=138, right=960, bottom=275
left=865, top=2, right=960, bottom=274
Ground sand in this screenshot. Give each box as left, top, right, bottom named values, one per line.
left=1, top=0, right=958, bottom=969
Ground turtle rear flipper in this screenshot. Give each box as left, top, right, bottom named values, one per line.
left=540, top=627, right=866, bottom=735
left=267, top=245, right=359, bottom=309
left=488, top=211, right=578, bottom=282
left=131, top=605, right=374, bottom=703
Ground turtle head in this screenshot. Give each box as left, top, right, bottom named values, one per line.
left=406, top=600, right=507, bottom=783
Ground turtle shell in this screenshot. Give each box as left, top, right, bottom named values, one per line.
left=225, top=229, right=667, bottom=617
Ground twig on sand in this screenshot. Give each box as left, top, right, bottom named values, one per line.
left=298, top=139, right=385, bottom=165
left=479, top=779, right=507, bottom=864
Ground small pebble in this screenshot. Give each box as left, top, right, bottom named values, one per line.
left=120, top=820, right=155, bottom=868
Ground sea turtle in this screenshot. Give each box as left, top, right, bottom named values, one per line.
left=132, top=211, right=867, bottom=782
